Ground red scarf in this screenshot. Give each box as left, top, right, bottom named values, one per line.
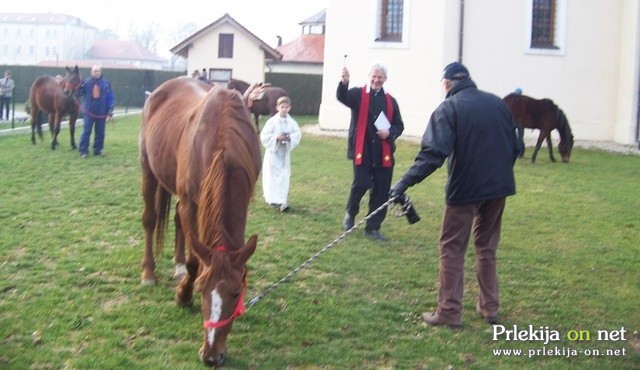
left=354, top=86, right=394, bottom=167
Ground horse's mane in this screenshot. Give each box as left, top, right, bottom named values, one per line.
left=196, top=87, right=259, bottom=249
left=556, top=108, right=573, bottom=143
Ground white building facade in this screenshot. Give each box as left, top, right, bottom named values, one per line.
left=0, top=13, right=99, bottom=65
left=319, top=0, right=640, bottom=145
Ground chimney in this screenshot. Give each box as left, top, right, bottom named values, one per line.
left=276, top=35, right=282, bottom=46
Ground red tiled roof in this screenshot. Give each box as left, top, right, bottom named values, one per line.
left=87, top=40, right=165, bottom=62
left=276, top=34, right=324, bottom=63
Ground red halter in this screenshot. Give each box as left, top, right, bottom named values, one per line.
left=203, top=245, right=247, bottom=329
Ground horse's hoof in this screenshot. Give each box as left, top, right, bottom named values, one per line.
left=141, top=279, right=156, bottom=286
left=173, top=264, right=188, bottom=282
left=176, top=297, right=193, bottom=307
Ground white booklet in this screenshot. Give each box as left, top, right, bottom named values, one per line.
left=374, top=113, right=391, bottom=131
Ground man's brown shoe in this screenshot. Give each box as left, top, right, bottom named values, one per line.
left=421, top=312, right=461, bottom=328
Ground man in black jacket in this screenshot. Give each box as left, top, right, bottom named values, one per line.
left=391, top=62, right=519, bottom=328
left=337, top=62, right=404, bottom=241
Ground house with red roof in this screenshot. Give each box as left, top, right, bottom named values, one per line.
left=268, top=9, right=325, bottom=76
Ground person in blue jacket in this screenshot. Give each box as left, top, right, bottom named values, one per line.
left=77, top=65, right=115, bottom=157
left=390, top=62, right=519, bottom=328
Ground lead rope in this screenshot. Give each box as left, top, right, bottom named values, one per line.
left=245, top=196, right=398, bottom=310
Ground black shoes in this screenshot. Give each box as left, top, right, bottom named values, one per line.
left=476, top=307, right=499, bottom=324
left=364, top=229, right=386, bottom=241
left=343, top=212, right=354, bottom=231
left=343, top=213, right=387, bottom=242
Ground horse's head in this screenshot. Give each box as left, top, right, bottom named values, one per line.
left=62, top=65, right=82, bottom=95
left=227, top=79, right=249, bottom=94
left=190, top=234, right=257, bottom=367
left=556, top=109, right=574, bottom=163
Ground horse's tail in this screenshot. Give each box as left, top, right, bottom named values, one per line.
left=153, top=186, right=172, bottom=261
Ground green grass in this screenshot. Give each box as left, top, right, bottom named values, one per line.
left=0, top=115, right=638, bottom=369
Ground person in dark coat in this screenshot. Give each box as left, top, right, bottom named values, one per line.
left=337, top=62, right=404, bottom=241
left=390, top=62, right=519, bottom=327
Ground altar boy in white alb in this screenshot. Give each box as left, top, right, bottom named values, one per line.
left=259, top=96, right=302, bottom=212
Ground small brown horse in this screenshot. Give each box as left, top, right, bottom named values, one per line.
left=503, top=93, right=574, bottom=163
left=139, top=77, right=261, bottom=366
left=29, top=65, right=82, bottom=150
left=227, top=78, right=288, bottom=130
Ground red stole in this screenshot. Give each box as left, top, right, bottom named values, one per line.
left=354, top=86, right=394, bottom=167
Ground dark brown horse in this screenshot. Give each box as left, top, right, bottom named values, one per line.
left=227, top=78, right=288, bottom=130
left=503, top=93, right=574, bottom=163
left=29, top=65, right=81, bottom=150
left=139, top=77, right=261, bottom=366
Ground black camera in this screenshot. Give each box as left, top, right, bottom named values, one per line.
left=393, top=194, right=420, bottom=224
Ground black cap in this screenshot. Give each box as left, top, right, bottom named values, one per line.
left=442, top=62, right=470, bottom=81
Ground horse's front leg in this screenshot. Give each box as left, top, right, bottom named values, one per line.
left=175, top=254, right=199, bottom=307
left=48, top=114, right=54, bottom=136
left=531, top=133, right=545, bottom=163
left=253, top=112, right=260, bottom=131
left=50, top=114, right=60, bottom=150
left=175, top=200, right=200, bottom=306
left=69, top=115, right=77, bottom=150
left=546, top=134, right=556, bottom=162
left=517, top=126, right=525, bottom=158
left=173, top=200, right=187, bottom=281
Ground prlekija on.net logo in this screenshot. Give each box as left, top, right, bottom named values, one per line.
left=492, top=324, right=627, bottom=345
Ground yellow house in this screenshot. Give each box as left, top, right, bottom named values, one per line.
left=319, top=0, right=640, bottom=146
left=170, top=13, right=281, bottom=84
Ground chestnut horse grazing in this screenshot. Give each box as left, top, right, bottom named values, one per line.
left=29, top=65, right=81, bottom=150
left=227, top=78, right=288, bottom=130
left=503, top=93, right=574, bottom=163
left=139, top=78, right=261, bottom=366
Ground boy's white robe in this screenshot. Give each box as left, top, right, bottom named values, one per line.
left=260, top=114, right=301, bottom=206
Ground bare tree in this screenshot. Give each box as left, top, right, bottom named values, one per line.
left=99, top=28, right=120, bottom=41
left=166, top=23, right=201, bottom=69
left=129, top=23, right=160, bottom=53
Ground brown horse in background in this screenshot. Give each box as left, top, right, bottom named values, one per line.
left=139, top=77, right=261, bottom=366
left=227, top=78, right=288, bottom=130
left=503, top=93, right=574, bottom=163
left=29, top=65, right=81, bottom=150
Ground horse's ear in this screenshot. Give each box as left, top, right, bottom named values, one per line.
left=74, top=65, right=79, bottom=72
left=233, top=235, right=257, bottom=266
left=66, top=66, right=71, bottom=72
left=189, top=232, right=213, bottom=264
